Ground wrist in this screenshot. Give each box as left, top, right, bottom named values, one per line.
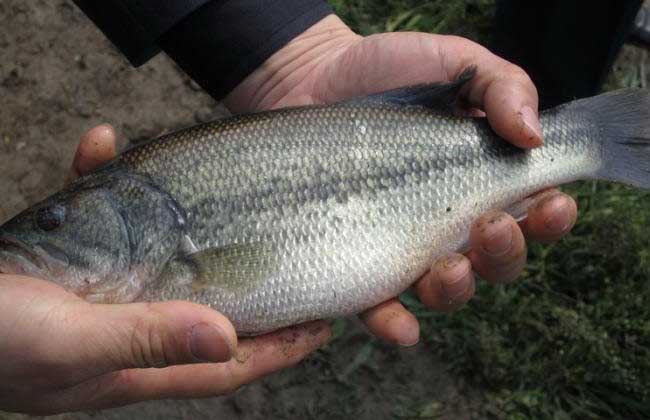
left=224, top=14, right=361, bottom=113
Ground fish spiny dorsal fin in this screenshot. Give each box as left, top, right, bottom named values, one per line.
left=344, top=66, right=477, bottom=111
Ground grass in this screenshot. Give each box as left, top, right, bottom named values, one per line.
left=330, top=1, right=650, bottom=418
left=329, top=0, right=495, bottom=41
left=405, top=182, right=650, bottom=419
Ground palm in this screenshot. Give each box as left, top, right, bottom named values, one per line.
left=315, top=33, right=454, bottom=103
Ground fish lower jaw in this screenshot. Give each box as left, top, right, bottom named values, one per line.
left=75, top=272, right=147, bottom=304
left=0, top=236, right=47, bottom=276
left=77, top=284, right=142, bottom=304
left=0, top=252, right=45, bottom=279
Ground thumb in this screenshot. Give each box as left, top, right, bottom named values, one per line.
left=68, top=124, right=118, bottom=181
left=79, top=300, right=238, bottom=373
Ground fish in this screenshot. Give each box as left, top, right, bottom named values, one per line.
left=0, top=68, right=649, bottom=335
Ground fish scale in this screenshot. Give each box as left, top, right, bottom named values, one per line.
left=126, top=103, right=595, bottom=333
left=1, top=75, right=649, bottom=334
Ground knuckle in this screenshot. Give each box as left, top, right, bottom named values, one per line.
left=502, top=63, right=531, bottom=84
left=444, top=34, right=476, bottom=49
left=128, top=308, right=178, bottom=368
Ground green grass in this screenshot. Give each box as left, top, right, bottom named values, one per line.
left=331, top=1, right=650, bottom=418
left=330, top=0, right=495, bottom=41
left=404, top=182, right=650, bottom=419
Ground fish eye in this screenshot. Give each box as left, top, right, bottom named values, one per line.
left=36, top=205, right=66, bottom=231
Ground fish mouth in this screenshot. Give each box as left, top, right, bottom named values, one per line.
left=0, top=236, right=46, bottom=278
left=77, top=269, right=146, bottom=304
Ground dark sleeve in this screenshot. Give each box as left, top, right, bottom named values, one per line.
left=73, top=0, right=212, bottom=66
left=493, top=0, right=643, bottom=108
left=74, top=0, right=334, bottom=100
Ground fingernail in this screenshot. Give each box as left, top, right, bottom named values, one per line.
left=480, top=214, right=513, bottom=256
left=190, top=323, right=234, bottom=363
left=387, top=314, right=420, bottom=347
left=436, top=255, right=471, bottom=304
left=520, top=106, right=544, bottom=146
left=543, top=196, right=572, bottom=234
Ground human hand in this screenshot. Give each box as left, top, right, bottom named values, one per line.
left=225, top=15, right=578, bottom=346
left=0, top=125, right=330, bottom=415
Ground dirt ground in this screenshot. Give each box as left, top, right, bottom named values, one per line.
left=0, top=1, right=478, bottom=419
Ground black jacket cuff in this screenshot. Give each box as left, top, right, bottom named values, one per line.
left=73, top=0, right=212, bottom=66
left=159, top=0, right=333, bottom=99
left=74, top=0, right=334, bottom=99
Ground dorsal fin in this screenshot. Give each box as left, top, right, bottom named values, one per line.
left=345, top=66, right=476, bottom=111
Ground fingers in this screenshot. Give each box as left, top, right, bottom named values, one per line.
left=359, top=299, right=420, bottom=346
left=414, top=253, right=475, bottom=312
left=77, top=300, right=238, bottom=375
left=52, top=322, right=330, bottom=412
left=313, top=33, right=543, bottom=148
left=520, top=190, right=578, bottom=242
left=480, top=75, right=543, bottom=148
left=223, top=320, right=330, bottom=390
left=365, top=194, right=573, bottom=337
left=435, top=36, right=542, bottom=149
left=69, top=124, right=118, bottom=180
left=467, top=211, right=527, bottom=284
left=140, top=321, right=329, bottom=398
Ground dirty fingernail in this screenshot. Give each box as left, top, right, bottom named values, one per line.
left=480, top=214, right=513, bottom=256
left=190, top=323, right=234, bottom=363
left=520, top=106, right=543, bottom=146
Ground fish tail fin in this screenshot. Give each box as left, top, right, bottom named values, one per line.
left=575, top=89, right=650, bottom=189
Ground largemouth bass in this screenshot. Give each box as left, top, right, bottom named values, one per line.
left=1, top=70, right=649, bottom=334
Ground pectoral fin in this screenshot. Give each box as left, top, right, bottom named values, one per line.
left=187, top=243, right=276, bottom=291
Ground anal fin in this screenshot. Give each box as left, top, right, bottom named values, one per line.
left=454, top=190, right=558, bottom=254
left=503, top=190, right=560, bottom=223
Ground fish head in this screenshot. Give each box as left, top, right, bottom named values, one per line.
left=0, top=185, right=136, bottom=302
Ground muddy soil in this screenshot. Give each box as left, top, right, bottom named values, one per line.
left=0, top=1, right=477, bottom=419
